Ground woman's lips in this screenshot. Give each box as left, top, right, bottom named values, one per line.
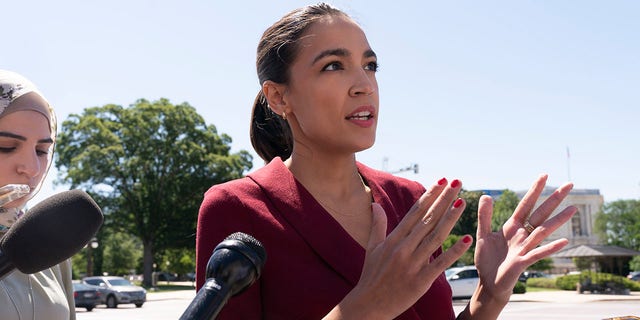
left=346, top=106, right=376, bottom=128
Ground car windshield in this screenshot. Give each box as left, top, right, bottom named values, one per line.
left=445, top=269, right=458, bottom=277
left=107, top=278, right=133, bottom=286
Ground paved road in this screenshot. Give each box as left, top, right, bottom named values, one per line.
left=455, top=291, right=640, bottom=319
left=77, top=288, right=640, bottom=320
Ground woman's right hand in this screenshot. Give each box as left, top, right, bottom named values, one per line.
left=325, top=178, right=473, bottom=319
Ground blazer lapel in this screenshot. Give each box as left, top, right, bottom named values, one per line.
left=249, top=158, right=365, bottom=286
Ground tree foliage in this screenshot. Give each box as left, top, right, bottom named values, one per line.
left=157, top=248, right=196, bottom=277
left=594, top=199, right=640, bottom=250
left=528, top=257, right=553, bottom=271
left=102, top=232, right=143, bottom=276
left=492, top=189, right=519, bottom=232
left=447, top=190, right=482, bottom=266
left=452, top=189, right=482, bottom=237
left=55, top=98, right=252, bottom=285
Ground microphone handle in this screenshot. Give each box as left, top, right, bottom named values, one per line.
left=179, top=278, right=232, bottom=320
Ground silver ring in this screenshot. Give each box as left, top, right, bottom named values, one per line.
left=523, top=220, right=536, bottom=234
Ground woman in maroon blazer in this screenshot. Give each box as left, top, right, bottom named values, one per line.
left=196, top=3, right=577, bottom=319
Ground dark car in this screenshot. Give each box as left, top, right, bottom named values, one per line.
left=83, top=276, right=146, bottom=308
left=73, top=282, right=101, bottom=311
left=184, top=272, right=196, bottom=282
left=519, top=271, right=551, bottom=282
left=628, top=271, right=640, bottom=282
left=156, top=271, right=178, bottom=281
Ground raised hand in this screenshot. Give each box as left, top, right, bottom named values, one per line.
left=463, top=174, right=577, bottom=319
left=326, top=178, right=474, bottom=319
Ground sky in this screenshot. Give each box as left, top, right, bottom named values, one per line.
left=3, top=0, right=639, bottom=206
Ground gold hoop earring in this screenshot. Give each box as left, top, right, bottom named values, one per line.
left=282, top=111, right=287, bottom=121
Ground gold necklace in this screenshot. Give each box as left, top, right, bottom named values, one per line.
left=314, top=172, right=371, bottom=217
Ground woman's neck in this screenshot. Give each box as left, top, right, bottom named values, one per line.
left=284, top=149, right=373, bottom=247
left=285, top=149, right=360, bottom=194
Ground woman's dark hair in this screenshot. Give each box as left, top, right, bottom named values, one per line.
left=250, top=3, right=348, bottom=163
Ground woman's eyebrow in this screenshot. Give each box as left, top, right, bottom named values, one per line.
left=364, top=49, right=377, bottom=59
left=311, top=48, right=377, bottom=65
left=312, top=48, right=350, bottom=65
left=0, top=131, right=26, bottom=141
left=0, top=131, right=53, bottom=144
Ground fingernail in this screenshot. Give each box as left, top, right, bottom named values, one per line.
left=462, top=235, right=473, bottom=244
left=451, top=179, right=461, bottom=188
left=437, top=178, right=447, bottom=186
left=453, top=198, right=463, bottom=208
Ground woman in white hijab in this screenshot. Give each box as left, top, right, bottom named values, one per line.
left=0, top=70, right=75, bottom=320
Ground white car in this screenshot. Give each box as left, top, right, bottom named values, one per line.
left=83, top=276, right=146, bottom=308
left=445, top=265, right=479, bottom=299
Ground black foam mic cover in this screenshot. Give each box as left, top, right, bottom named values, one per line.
left=178, top=232, right=266, bottom=320
left=0, top=189, right=103, bottom=274
left=205, top=231, right=267, bottom=292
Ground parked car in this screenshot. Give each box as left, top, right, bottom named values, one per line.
left=628, top=271, right=640, bottom=282
left=519, top=270, right=552, bottom=282
left=156, top=271, right=178, bottom=281
left=445, top=265, right=479, bottom=299
left=83, top=276, right=146, bottom=308
left=72, top=282, right=101, bottom=311
left=183, top=271, right=196, bottom=282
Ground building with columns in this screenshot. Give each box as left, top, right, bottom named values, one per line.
left=530, top=187, right=604, bottom=246
left=482, top=187, right=604, bottom=273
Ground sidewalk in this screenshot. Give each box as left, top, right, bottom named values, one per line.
left=509, top=290, right=640, bottom=303
left=146, top=281, right=196, bottom=301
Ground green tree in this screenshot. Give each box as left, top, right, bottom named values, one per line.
left=55, top=98, right=252, bottom=286
left=444, top=234, right=474, bottom=266
left=447, top=190, right=482, bottom=266
left=102, top=232, right=143, bottom=276
left=453, top=189, right=482, bottom=237
left=630, top=256, right=640, bottom=271
left=71, top=248, right=89, bottom=279
left=594, top=199, right=640, bottom=250
left=529, top=257, right=553, bottom=272
left=492, top=189, right=519, bottom=232
left=157, top=247, right=196, bottom=277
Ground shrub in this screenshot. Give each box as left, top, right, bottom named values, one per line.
left=556, top=273, right=582, bottom=290
left=555, top=272, right=640, bottom=291
left=527, top=277, right=556, bottom=289
left=513, top=281, right=526, bottom=294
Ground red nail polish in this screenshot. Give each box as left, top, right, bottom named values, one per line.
left=462, top=235, right=472, bottom=244
left=453, top=198, right=463, bottom=208
left=437, top=178, right=447, bottom=186
left=451, top=179, right=460, bottom=188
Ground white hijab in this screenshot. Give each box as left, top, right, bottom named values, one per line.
left=0, top=70, right=56, bottom=231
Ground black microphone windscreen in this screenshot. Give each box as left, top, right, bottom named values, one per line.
left=225, top=232, right=266, bottom=264
left=0, top=189, right=104, bottom=274
left=206, top=232, right=267, bottom=281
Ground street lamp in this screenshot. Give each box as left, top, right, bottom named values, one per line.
left=86, top=237, right=99, bottom=277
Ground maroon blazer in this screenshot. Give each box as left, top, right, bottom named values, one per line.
left=196, top=158, right=455, bottom=319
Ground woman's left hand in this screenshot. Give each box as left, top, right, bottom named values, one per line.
left=466, top=174, right=577, bottom=317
